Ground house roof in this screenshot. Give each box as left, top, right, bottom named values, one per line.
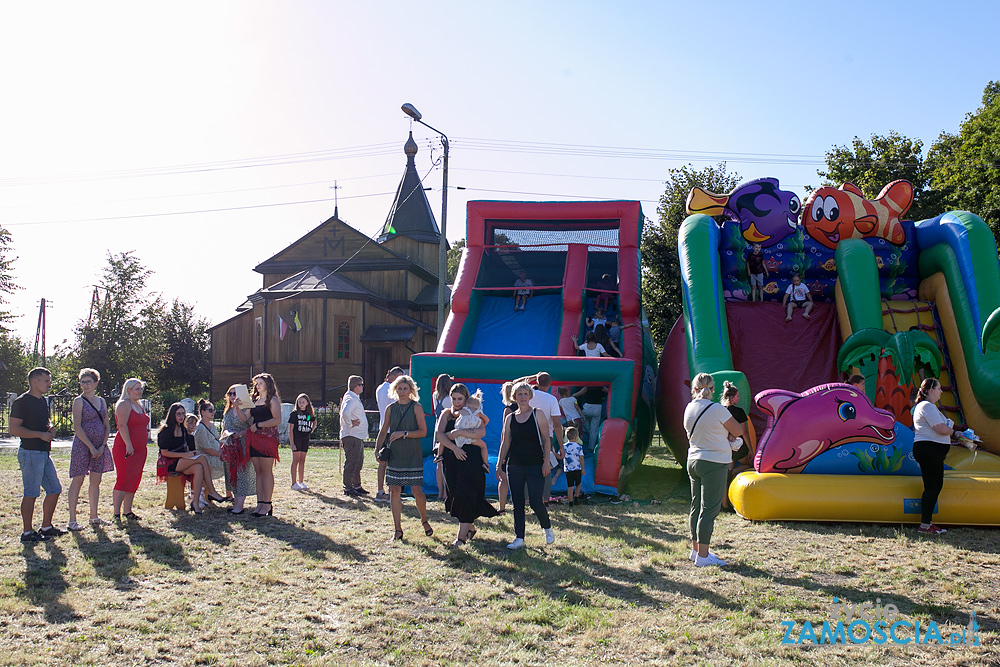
left=361, top=325, right=418, bottom=343
left=378, top=132, right=441, bottom=244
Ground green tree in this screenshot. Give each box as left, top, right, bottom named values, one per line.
left=74, top=251, right=166, bottom=394
left=154, top=298, right=211, bottom=395
left=0, top=331, right=32, bottom=397
left=642, top=163, right=741, bottom=348
left=0, top=228, right=19, bottom=327
left=928, top=81, right=1000, bottom=241
left=446, top=238, right=466, bottom=283
left=815, top=131, right=938, bottom=221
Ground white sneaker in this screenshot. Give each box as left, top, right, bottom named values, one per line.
left=689, top=549, right=697, bottom=562
left=507, top=537, right=526, bottom=550
left=298, top=483, right=309, bottom=492
left=543, top=528, right=555, bottom=544
left=291, top=482, right=301, bottom=491
left=695, top=553, right=727, bottom=567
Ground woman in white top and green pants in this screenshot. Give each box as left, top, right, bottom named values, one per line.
left=683, top=373, right=744, bottom=567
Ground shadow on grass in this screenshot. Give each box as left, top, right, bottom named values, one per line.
left=121, top=520, right=193, bottom=571
left=73, top=525, right=139, bottom=589
left=19, top=541, right=77, bottom=622
left=242, top=515, right=368, bottom=562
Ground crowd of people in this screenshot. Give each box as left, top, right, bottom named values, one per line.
left=13, top=364, right=600, bottom=552
left=13, top=358, right=963, bottom=560
left=14, top=367, right=295, bottom=543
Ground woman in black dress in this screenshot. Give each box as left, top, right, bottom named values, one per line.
left=246, top=373, right=282, bottom=517
left=158, top=403, right=225, bottom=513
left=437, top=383, right=497, bottom=546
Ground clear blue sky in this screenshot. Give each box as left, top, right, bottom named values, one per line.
left=1, top=1, right=997, bottom=351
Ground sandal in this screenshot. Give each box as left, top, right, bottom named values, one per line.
left=123, top=512, right=141, bottom=521
left=67, top=521, right=85, bottom=532
left=189, top=502, right=203, bottom=515
left=422, top=520, right=434, bottom=536
left=467, top=527, right=477, bottom=540
left=252, top=501, right=273, bottom=517
left=451, top=538, right=466, bottom=547
left=90, top=517, right=111, bottom=527
left=207, top=493, right=227, bottom=503
left=392, top=529, right=404, bottom=541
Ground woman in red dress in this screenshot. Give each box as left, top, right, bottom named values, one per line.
left=112, top=378, right=150, bottom=520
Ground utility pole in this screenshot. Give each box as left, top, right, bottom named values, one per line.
left=33, top=299, right=52, bottom=365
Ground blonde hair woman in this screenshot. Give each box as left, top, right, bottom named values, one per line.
left=67, top=368, right=113, bottom=530
left=498, top=381, right=554, bottom=550
left=375, top=375, right=429, bottom=540
left=683, top=373, right=743, bottom=566
left=111, top=378, right=150, bottom=521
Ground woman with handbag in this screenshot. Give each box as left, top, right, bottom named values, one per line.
left=66, top=368, right=114, bottom=530
left=498, top=381, right=554, bottom=550
left=374, top=375, right=429, bottom=541
left=684, top=373, right=744, bottom=567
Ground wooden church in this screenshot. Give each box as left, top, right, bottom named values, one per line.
left=209, top=132, right=446, bottom=405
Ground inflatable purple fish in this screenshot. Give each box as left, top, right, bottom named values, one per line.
left=753, top=383, right=896, bottom=473
left=685, top=177, right=801, bottom=248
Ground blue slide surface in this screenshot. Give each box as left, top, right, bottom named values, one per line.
left=468, top=294, right=563, bottom=355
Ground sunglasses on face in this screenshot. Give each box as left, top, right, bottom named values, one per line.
left=228, top=392, right=236, bottom=397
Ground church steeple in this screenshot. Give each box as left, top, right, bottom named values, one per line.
left=379, top=132, right=441, bottom=243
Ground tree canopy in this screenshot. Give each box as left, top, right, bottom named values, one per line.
left=817, top=81, right=1000, bottom=244
left=816, top=131, right=938, bottom=221
left=928, top=81, right=1000, bottom=238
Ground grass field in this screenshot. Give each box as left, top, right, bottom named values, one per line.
left=1, top=443, right=996, bottom=666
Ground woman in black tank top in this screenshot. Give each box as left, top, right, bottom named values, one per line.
left=498, top=381, right=553, bottom=549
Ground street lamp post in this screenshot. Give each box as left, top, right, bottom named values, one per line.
left=401, top=103, right=449, bottom=338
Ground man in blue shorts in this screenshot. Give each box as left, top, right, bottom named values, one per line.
left=12, top=367, right=64, bottom=543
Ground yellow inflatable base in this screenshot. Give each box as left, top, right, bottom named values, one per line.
left=730, top=471, right=1000, bottom=526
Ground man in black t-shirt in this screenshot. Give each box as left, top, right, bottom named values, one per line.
left=11, top=367, right=64, bottom=543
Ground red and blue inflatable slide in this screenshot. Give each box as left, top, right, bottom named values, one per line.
left=411, top=200, right=658, bottom=495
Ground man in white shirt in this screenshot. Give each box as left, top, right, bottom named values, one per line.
left=340, top=375, right=369, bottom=497
left=374, top=366, right=404, bottom=503
left=515, top=372, right=564, bottom=503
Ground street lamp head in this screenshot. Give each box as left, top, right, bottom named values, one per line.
left=401, top=103, right=422, bottom=121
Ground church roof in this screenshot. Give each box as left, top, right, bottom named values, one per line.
left=262, top=265, right=379, bottom=297
left=379, top=132, right=442, bottom=244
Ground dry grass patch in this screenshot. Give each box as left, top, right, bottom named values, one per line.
left=0, top=444, right=997, bottom=665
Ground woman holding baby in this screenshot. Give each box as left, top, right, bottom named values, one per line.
left=436, top=382, right=498, bottom=546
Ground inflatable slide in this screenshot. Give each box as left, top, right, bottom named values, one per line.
left=657, top=177, right=1000, bottom=525
left=411, top=201, right=658, bottom=495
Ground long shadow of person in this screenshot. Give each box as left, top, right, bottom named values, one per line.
left=72, top=525, right=140, bottom=590
left=120, top=520, right=193, bottom=571
left=243, top=516, right=368, bottom=563
left=19, top=541, right=76, bottom=623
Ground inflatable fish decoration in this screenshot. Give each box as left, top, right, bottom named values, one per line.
left=803, top=180, right=912, bottom=250
left=820, top=258, right=837, bottom=272
left=754, top=383, right=896, bottom=473
left=686, top=177, right=801, bottom=248
left=763, top=282, right=779, bottom=294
